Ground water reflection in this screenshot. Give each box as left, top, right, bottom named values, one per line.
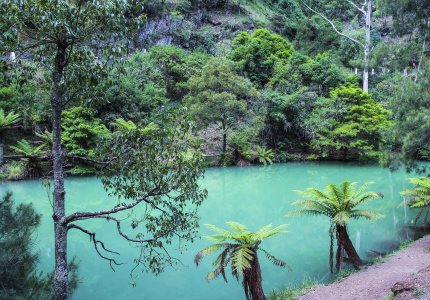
left=0, top=162, right=427, bottom=299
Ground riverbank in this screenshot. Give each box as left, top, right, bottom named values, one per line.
left=295, top=236, right=430, bottom=300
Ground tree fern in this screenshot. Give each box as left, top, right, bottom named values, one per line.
left=195, top=222, right=290, bottom=300
left=10, top=139, right=47, bottom=158
left=286, top=181, right=384, bottom=272
left=0, top=108, right=21, bottom=133
left=400, top=177, right=430, bottom=230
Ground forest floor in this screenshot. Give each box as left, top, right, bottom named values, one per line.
left=299, top=235, right=430, bottom=300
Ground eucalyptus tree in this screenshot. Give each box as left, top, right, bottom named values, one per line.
left=1, top=2, right=206, bottom=299
left=195, top=222, right=290, bottom=300
left=300, top=0, right=374, bottom=92
left=400, top=177, right=430, bottom=231
left=286, top=181, right=384, bottom=272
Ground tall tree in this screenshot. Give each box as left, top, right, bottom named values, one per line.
left=185, top=56, right=261, bottom=154
left=286, top=181, right=384, bottom=272
left=306, top=83, right=391, bottom=160
left=1, top=2, right=206, bottom=299
left=300, top=0, right=373, bottom=92
left=195, top=222, right=290, bottom=300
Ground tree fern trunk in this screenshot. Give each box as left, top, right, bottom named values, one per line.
left=244, top=251, right=266, bottom=300
left=336, top=225, right=363, bottom=270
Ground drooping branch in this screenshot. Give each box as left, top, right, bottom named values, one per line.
left=300, top=0, right=365, bottom=48
left=67, top=223, right=124, bottom=271
left=73, top=215, right=157, bottom=243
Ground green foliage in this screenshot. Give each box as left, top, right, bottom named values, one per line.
left=10, top=139, right=47, bottom=158
left=148, top=45, right=209, bottom=101
left=400, top=177, right=430, bottom=230
left=255, top=146, right=274, bottom=165
left=306, top=83, right=391, bottom=160
left=62, top=106, right=111, bottom=157
left=96, top=108, right=207, bottom=276
left=286, top=181, right=384, bottom=225
left=36, top=130, right=53, bottom=150
left=287, top=180, right=384, bottom=272
left=185, top=56, right=262, bottom=154
left=195, top=222, right=289, bottom=299
left=230, top=29, right=294, bottom=87
left=6, top=161, right=26, bottom=181
left=0, top=108, right=20, bottom=134
left=269, top=52, right=349, bottom=97
left=0, top=192, right=79, bottom=298
left=379, top=63, right=430, bottom=171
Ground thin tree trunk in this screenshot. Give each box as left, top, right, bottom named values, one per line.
left=415, top=32, right=427, bottom=83
left=52, top=45, right=69, bottom=300
left=222, top=121, right=227, bottom=154
left=337, top=225, right=363, bottom=270
left=363, top=0, right=372, bottom=93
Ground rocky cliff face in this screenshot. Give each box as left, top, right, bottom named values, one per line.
left=137, top=14, right=184, bottom=47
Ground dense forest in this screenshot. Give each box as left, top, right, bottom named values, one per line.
left=1, top=1, right=430, bottom=299
left=1, top=0, right=429, bottom=176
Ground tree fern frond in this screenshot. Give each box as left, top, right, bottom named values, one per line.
left=352, top=182, right=375, bottom=198
left=256, top=224, right=290, bottom=241
left=285, top=208, right=329, bottom=218
left=226, top=221, right=248, bottom=234
left=231, top=244, right=253, bottom=274
left=350, top=209, right=385, bottom=220
left=194, top=243, right=231, bottom=266
left=333, top=211, right=350, bottom=225
left=259, top=248, right=287, bottom=268
left=293, top=188, right=330, bottom=201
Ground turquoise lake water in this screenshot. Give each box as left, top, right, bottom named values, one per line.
left=0, top=162, right=424, bottom=299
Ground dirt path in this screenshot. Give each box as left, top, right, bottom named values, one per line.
left=300, top=236, right=430, bottom=300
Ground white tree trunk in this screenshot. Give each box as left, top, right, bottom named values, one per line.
left=363, top=0, right=372, bottom=93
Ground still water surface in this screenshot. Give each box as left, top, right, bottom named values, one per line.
left=0, top=162, right=423, bottom=299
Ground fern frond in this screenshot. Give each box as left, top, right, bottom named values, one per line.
left=351, top=209, right=385, bottom=220
left=194, top=243, right=231, bottom=266
left=231, top=244, right=253, bottom=274
left=333, top=211, right=350, bottom=225
left=256, top=224, right=290, bottom=241
left=226, top=222, right=248, bottom=234
left=352, top=182, right=375, bottom=198
left=259, top=248, right=287, bottom=268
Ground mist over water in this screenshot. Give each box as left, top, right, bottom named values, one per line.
left=0, top=162, right=424, bottom=299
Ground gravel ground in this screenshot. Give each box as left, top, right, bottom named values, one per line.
left=299, top=236, right=430, bottom=300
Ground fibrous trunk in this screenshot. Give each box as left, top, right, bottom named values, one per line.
left=243, top=250, right=266, bottom=300
left=336, top=225, right=363, bottom=270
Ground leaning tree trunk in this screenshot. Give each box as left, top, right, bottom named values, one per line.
left=52, top=45, right=69, bottom=300
left=243, top=251, right=266, bottom=300
left=336, top=225, right=363, bottom=270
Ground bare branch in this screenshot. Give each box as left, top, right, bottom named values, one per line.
left=64, top=186, right=166, bottom=223
left=67, top=223, right=124, bottom=271
left=300, top=0, right=365, bottom=48
left=347, top=0, right=366, bottom=14
left=63, top=153, right=109, bottom=165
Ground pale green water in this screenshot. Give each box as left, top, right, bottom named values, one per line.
left=0, top=162, right=423, bottom=299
